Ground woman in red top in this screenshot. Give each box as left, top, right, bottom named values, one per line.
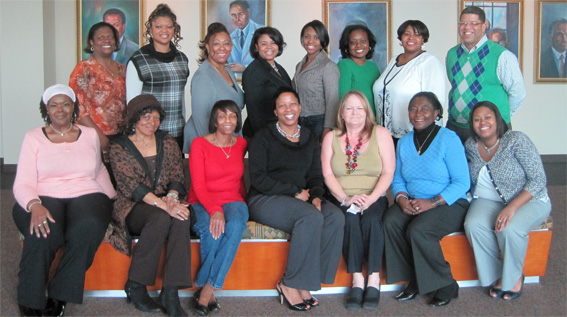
left=188, top=100, right=248, bottom=315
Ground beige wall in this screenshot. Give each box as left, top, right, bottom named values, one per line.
left=1, top=0, right=565, bottom=164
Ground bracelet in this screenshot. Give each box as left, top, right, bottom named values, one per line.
left=395, top=193, right=408, bottom=203
left=166, top=192, right=179, bottom=201
left=340, top=196, right=349, bottom=206
left=27, top=199, right=42, bottom=213
left=430, top=195, right=441, bottom=207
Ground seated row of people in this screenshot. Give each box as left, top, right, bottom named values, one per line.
left=12, top=85, right=549, bottom=316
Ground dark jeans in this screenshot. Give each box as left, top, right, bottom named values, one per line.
left=13, top=193, right=112, bottom=309
left=300, top=114, right=325, bottom=142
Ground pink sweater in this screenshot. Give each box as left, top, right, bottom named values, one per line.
left=13, top=125, right=116, bottom=209
left=188, top=136, right=247, bottom=215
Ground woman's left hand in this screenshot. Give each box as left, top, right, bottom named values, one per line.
left=168, top=201, right=190, bottom=221
left=495, top=207, right=516, bottom=232
left=312, top=198, right=322, bottom=211
left=409, top=198, right=435, bottom=215
left=210, top=212, right=226, bottom=239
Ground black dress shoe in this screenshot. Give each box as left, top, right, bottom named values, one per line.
left=395, top=289, right=417, bottom=301
left=362, top=287, right=380, bottom=310
left=18, top=304, right=43, bottom=317
left=43, top=298, right=66, bottom=316
left=193, top=301, right=210, bottom=316
left=303, top=296, right=318, bottom=308
left=159, top=287, right=187, bottom=316
left=207, top=301, right=221, bottom=313
left=345, top=287, right=363, bottom=310
left=124, top=279, right=163, bottom=313
left=429, top=282, right=459, bottom=307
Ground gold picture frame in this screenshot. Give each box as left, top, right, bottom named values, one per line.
left=534, top=0, right=567, bottom=83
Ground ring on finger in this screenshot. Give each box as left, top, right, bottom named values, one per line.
left=415, top=207, right=420, bottom=211
left=43, top=220, right=47, bottom=224
left=176, top=210, right=181, bottom=214
left=38, top=224, right=42, bottom=227
left=498, top=219, right=502, bottom=223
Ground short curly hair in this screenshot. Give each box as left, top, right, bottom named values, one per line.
left=339, top=24, right=377, bottom=59
left=125, top=105, right=165, bottom=136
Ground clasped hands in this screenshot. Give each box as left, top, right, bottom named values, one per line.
left=161, top=195, right=190, bottom=221
left=398, top=196, right=435, bottom=216
left=295, top=189, right=322, bottom=211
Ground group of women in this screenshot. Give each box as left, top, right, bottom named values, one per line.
left=12, top=3, right=551, bottom=317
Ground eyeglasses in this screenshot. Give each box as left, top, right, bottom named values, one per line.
left=458, top=21, right=482, bottom=27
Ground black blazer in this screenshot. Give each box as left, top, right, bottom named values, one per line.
left=242, top=58, right=292, bottom=138
left=540, top=47, right=560, bottom=78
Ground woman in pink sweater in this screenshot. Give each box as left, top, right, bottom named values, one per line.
left=188, top=100, right=248, bottom=315
left=12, top=84, right=115, bottom=316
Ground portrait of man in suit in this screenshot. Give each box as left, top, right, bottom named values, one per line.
left=540, top=18, right=567, bottom=78
left=227, top=0, right=264, bottom=74
left=103, top=8, right=139, bottom=65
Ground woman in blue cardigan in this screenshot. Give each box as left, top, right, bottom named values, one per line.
left=383, top=92, right=470, bottom=307
left=464, top=101, right=551, bottom=300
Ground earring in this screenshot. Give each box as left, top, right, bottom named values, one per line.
left=90, top=46, right=94, bottom=52
left=422, top=44, right=426, bottom=50
left=399, top=42, right=402, bottom=46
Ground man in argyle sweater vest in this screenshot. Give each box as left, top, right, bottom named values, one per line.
left=446, top=6, right=525, bottom=142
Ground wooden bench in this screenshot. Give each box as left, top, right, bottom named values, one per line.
left=78, top=217, right=553, bottom=294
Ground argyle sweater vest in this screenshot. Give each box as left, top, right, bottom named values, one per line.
left=130, top=47, right=189, bottom=137
left=447, top=41, right=509, bottom=128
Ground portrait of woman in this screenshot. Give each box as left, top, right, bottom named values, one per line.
left=321, top=91, right=395, bottom=310
left=373, top=20, right=445, bottom=145
left=247, top=87, right=344, bottom=311
left=13, top=84, right=115, bottom=316
left=383, top=92, right=470, bottom=307
left=292, top=20, right=340, bottom=141
left=70, top=21, right=127, bottom=167
left=189, top=100, right=248, bottom=315
left=464, top=101, right=551, bottom=300
left=126, top=4, right=189, bottom=149
left=183, top=22, right=244, bottom=153
left=108, top=95, right=192, bottom=316
left=242, top=26, right=292, bottom=138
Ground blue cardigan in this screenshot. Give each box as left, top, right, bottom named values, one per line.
left=392, top=127, right=470, bottom=205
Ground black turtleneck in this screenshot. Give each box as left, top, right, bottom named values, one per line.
left=141, top=39, right=178, bottom=63
left=413, top=122, right=440, bottom=155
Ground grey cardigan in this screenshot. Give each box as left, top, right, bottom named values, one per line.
left=183, top=60, right=244, bottom=153
left=292, top=51, right=340, bottom=129
left=465, top=130, right=549, bottom=204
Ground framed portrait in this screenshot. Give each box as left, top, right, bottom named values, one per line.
left=323, top=0, right=391, bottom=72
left=201, top=0, right=270, bottom=75
left=459, top=0, right=523, bottom=70
left=535, top=0, right=567, bottom=83
left=76, top=0, right=143, bottom=65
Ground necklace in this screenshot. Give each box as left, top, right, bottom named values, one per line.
left=50, top=123, right=73, bottom=136
left=345, top=135, right=363, bottom=174
left=214, top=135, right=233, bottom=159
left=95, top=57, right=117, bottom=77
left=134, top=135, right=150, bottom=147
left=276, top=122, right=301, bottom=139
left=415, top=126, right=436, bottom=155
left=482, top=138, right=500, bottom=155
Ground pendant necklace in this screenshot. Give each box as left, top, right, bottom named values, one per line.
left=482, top=139, right=500, bottom=154
left=50, top=123, right=73, bottom=136
left=215, top=135, right=233, bottom=159
left=415, top=126, right=436, bottom=155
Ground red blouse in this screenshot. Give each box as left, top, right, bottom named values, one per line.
left=188, top=136, right=247, bottom=215
left=69, top=57, right=127, bottom=135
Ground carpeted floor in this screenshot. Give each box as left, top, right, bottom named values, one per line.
left=1, top=169, right=565, bottom=316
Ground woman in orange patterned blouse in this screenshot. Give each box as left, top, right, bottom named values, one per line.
left=69, top=22, right=127, bottom=163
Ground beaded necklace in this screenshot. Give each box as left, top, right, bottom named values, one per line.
left=345, top=135, right=363, bottom=174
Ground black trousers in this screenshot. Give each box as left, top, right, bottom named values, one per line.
left=383, top=199, right=468, bottom=295
left=126, top=203, right=193, bottom=288
left=13, top=193, right=112, bottom=309
left=338, top=196, right=388, bottom=274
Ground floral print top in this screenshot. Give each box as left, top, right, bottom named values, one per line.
left=69, top=57, right=127, bottom=135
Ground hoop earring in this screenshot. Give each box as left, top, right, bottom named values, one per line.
left=90, top=46, right=94, bottom=52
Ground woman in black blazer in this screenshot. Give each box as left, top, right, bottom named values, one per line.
left=242, top=27, right=292, bottom=138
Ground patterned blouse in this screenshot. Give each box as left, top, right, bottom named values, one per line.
left=69, top=57, right=127, bottom=135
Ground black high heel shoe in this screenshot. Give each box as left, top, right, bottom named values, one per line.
left=43, top=298, right=66, bottom=316
left=303, top=296, right=319, bottom=307
left=18, top=304, right=43, bottom=316
left=276, top=281, right=311, bottom=311
left=159, top=287, right=187, bottom=316
left=124, top=279, right=163, bottom=313
left=193, top=288, right=220, bottom=314
left=502, top=275, right=524, bottom=300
